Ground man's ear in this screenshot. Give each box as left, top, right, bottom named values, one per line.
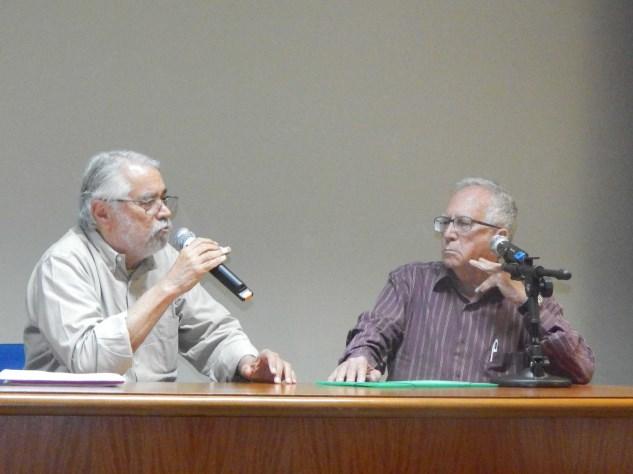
left=91, top=200, right=112, bottom=230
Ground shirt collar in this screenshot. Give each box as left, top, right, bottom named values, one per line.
left=431, top=263, right=455, bottom=292
left=432, top=262, right=503, bottom=303
left=84, top=227, right=156, bottom=275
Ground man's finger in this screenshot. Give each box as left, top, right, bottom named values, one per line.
left=281, top=361, right=295, bottom=383
left=327, top=368, right=337, bottom=382
left=335, top=363, right=348, bottom=382
left=368, top=369, right=381, bottom=382
left=356, top=358, right=368, bottom=382
left=272, top=355, right=284, bottom=384
left=345, top=360, right=358, bottom=382
left=470, top=258, right=502, bottom=273
left=475, top=275, right=497, bottom=294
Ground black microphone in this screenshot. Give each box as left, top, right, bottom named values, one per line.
left=490, top=235, right=529, bottom=264
left=174, top=228, right=253, bottom=301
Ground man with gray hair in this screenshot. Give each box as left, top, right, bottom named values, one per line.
left=329, top=177, right=594, bottom=383
left=25, top=150, right=295, bottom=383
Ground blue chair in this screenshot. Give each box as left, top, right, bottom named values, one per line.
left=0, top=344, right=25, bottom=370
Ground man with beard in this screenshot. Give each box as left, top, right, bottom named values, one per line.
left=329, top=178, right=594, bottom=384
left=24, top=150, right=295, bottom=383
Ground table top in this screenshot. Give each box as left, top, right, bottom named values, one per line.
left=1, top=383, right=633, bottom=418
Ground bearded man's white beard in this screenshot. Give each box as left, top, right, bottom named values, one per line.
left=118, top=213, right=172, bottom=261
left=143, top=221, right=171, bottom=256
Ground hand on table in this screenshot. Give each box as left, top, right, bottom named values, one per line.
left=238, top=349, right=296, bottom=384
left=328, top=356, right=382, bottom=382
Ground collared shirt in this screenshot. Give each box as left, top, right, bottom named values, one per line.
left=24, top=226, right=258, bottom=382
left=340, top=262, right=595, bottom=383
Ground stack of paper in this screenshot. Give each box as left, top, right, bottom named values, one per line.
left=0, top=369, right=125, bottom=386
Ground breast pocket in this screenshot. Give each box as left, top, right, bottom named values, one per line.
left=151, top=304, right=180, bottom=342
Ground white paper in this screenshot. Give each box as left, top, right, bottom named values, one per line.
left=0, top=369, right=125, bottom=386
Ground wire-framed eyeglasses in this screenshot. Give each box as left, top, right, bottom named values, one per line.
left=434, top=215, right=500, bottom=234
left=109, top=195, right=178, bottom=216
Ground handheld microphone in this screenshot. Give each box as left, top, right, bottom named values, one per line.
left=490, top=235, right=529, bottom=263
left=174, top=227, right=253, bottom=301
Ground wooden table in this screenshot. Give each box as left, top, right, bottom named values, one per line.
left=1, top=383, right=632, bottom=473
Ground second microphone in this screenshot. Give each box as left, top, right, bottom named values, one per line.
left=174, top=227, right=254, bottom=301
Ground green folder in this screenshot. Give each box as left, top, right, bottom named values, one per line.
left=317, top=380, right=498, bottom=388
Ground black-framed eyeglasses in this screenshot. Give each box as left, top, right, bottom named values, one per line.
left=434, top=215, right=500, bottom=234
left=109, top=195, right=178, bottom=216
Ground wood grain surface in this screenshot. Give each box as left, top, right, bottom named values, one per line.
left=1, top=383, right=632, bottom=473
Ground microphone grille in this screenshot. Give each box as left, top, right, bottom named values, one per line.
left=174, top=227, right=196, bottom=249
left=490, top=234, right=508, bottom=255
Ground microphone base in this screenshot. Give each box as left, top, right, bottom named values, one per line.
left=492, top=368, right=572, bottom=388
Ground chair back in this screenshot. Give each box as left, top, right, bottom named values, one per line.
left=0, top=344, right=25, bottom=370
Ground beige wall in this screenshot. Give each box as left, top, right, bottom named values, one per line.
left=1, top=1, right=631, bottom=383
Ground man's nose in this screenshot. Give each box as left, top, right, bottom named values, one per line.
left=443, top=220, right=458, bottom=240
left=156, top=201, right=172, bottom=219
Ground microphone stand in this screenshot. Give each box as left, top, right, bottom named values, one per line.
left=491, top=257, right=572, bottom=388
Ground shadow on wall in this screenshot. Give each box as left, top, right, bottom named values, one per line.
left=582, top=3, right=633, bottom=384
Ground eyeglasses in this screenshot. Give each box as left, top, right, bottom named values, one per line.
left=434, top=215, right=500, bottom=234
left=109, top=195, right=178, bottom=216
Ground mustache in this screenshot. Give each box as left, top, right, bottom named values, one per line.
left=152, top=219, right=171, bottom=233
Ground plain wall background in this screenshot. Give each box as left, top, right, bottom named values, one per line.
left=1, top=1, right=631, bottom=384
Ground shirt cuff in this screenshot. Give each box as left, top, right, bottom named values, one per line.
left=214, top=338, right=258, bottom=382
left=90, top=312, right=134, bottom=373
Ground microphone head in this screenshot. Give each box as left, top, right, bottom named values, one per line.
left=174, top=227, right=196, bottom=249
left=490, top=234, right=508, bottom=255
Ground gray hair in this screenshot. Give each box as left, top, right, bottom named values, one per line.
left=455, top=177, right=518, bottom=237
left=78, top=150, right=160, bottom=231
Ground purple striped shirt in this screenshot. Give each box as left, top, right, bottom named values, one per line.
left=341, top=262, right=594, bottom=383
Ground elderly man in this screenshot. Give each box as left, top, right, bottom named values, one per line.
left=25, top=150, right=295, bottom=383
left=329, top=177, right=594, bottom=384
